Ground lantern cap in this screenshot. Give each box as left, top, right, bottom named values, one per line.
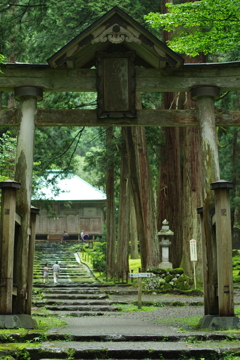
left=0, top=180, right=21, bottom=189
left=210, top=180, right=233, bottom=190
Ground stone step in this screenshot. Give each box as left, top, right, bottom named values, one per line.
left=34, top=277, right=90, bottom=281
left=36, top=305, right=121, bottom=311
left=40, top=286, right=100, bottom=291
left=34, top=299, right=114, bottom=306
left=34, top=274, right=90, bottom=278
left=40, top=293, right=108, bottom=299
left=1, top=341, right=239, bottom=359
left=33, top=283, right=100, bottom=288
left=36, top=310, right=123, bottom=317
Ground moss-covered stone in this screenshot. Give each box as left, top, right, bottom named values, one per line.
left=148, top=268, right=184, bottom=276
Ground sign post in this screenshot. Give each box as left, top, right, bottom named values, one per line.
left=129, top=273, right=152, bottom=309
left=190, top=239, right=197, bottom=289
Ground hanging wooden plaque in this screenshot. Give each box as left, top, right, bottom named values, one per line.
left=96, top=51, right=136, bottom=119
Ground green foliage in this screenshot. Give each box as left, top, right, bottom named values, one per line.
left=84, top=242, right=106, bottom=272
left=0, top=130, right=16, bottom=181
left=143, top=269, right=191, bottom=291
left=145, top=0, right=240, bottom=56
left=15, top=349, right=31, bottom=360
left=0, top=0, right=159, bottom=63
left=0, top=54, right=5, bottom=73
left=148, top=267, right=184, bottom=275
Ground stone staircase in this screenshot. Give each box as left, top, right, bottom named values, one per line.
left=1, top=241, right=236, bottom=359
left=1, top=331, right=240, bottom=359
left=32, top=241, right=122, bottom=315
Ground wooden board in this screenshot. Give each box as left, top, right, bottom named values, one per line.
left=1, top=108, right=240, bottom=127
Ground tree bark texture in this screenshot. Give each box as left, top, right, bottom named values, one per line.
left=157, top=126, right=182, bottom=268
left=117, top=127, right=130, bottom=280
left=126, top=127, right=147, bottom=271
left=105, top=127, right=116, bottom=277
left=158, top=7, right=205, bottom=276
left=179, top=53, right=206, bottom=280
left=130, top=193, right=139, bottom=259
left=134, top=126, right=159, bottom=267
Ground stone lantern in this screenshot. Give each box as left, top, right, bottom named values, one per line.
left=158, top=219, right=174, bottom=269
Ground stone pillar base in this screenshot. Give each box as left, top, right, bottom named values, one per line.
left=159, top=262, right=173, bottom=269
left=0, top=315, right=37, bottom=329
left=199, top=315, right=240, bottom=330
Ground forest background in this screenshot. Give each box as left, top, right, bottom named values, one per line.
left=0, top=0, right=239, bottom=283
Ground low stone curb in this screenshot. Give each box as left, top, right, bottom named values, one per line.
left=1, top=332, right=240, bottom=343
left=1, top=340, right=240, bottom=360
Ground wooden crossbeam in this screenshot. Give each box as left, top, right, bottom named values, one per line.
left=1, top=62, right=240, bottom=92
left=0, top=108, right=239, bottom=127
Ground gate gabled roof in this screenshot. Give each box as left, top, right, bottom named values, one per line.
left=48, top=6, right=183, bottom=70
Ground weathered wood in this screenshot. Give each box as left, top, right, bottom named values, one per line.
left=0, top=183, right=20, bottom=315
left=197, top=208, right=209, bottom=314
left=26, top=208, right=39, bottom=315
left=14, top=97, right=37, bottom=314
left=137, top=277, right=143, bottom=309
left=15, top=212, right=21, bottom=225
left=196, top=93, right=220, bottom=316
left=1, top=62, right=240, bottom=92
left=211, top=182, right=234, bottom=316
left=1, top=108, right=240, bottom=127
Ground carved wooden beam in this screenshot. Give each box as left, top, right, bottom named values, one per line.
left=1, top=108, right=240, bottom=127
left=1, top=62, right=240, bottom=92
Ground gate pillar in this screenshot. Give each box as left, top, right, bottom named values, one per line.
left=26, top=206, right=40, bottom=315
left=191, top=86, right=220, bottom=316
left=13, top=86, right=43, bottom=314
left=211, top=180, right=234, bottom=317
left=0, top=181, right=21, bottom=315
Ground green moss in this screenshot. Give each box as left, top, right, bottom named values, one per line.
left=162, top=283, right=172, bottom=290
left=32, top=316, right=67, bottom=331
left=119, top=304, right=157, bottom=312
left=147, top=268, right=184, bottom=275
left=155, top=315, right=202, bottom=329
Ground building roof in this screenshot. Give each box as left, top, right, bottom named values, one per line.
left=47, top=6, right=184, bottom=70
left=33, top=171, right=106, bottom=201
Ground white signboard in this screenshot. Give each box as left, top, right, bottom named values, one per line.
left=190, top=239, right=197, bottom=262
left=129, top=273, right=152, bottom=278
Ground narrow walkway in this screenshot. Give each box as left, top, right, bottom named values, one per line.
left=21, top=240, right=240, bottom=359
left=33, top=240, right=122, bottom=316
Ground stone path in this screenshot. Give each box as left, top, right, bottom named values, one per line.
left=1, top=241, right=240, bottom=359
left=33, top=240, right=122, bottom=315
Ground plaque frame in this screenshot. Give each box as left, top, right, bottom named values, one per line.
left=96, top=51, right=136, bottom=119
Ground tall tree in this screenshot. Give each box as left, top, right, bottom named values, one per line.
left=156, top=0, right=204, bottom=277
left=116, top=127, right=130, bottom=279
left=145, top=0, right=240, bottom=56
left=105, top=127, right=116, bottom=277
left=126, top=127, right=148, bottom=271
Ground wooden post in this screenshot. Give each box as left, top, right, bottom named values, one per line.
left=26, top=206, right=40, bottom=315
left=13, top=86, right=43, bottom=314
left=138, top=277, right=142, bottom=309
left=197, top=207, right=209, bottom=314
left=191, top=86, right=220, bottom=315
left=211, top=180, right=234, bottom=316
left=0, top=181, right=21, bottom=315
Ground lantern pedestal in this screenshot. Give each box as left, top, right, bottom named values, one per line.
left=158, top=219, right=174, bottom=269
